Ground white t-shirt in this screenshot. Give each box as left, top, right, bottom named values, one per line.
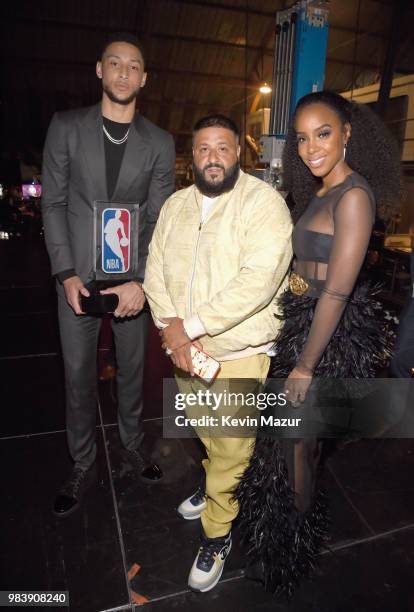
left=201, top=195, right=219, bottom=222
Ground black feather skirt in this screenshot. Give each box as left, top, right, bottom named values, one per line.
left=270, top=281, right=391, bottom=379
left=235, top=281, right=391, bottom=598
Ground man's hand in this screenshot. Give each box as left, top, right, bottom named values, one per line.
left=169, top=340, right=204, bottom=375
left=100, top=281, right=145, bottom=318
left=159, top=316, right=204, bottom=375
left=63, top=275, right=90, bottom=315
left=160, top=317, right=191, bottom=351
left=284, top=366, right=313, bottom=407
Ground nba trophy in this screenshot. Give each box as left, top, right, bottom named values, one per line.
left=81, top=201, right=140, bottom=314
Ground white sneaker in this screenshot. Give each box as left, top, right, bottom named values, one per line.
left=177, top=486, right=207, bottom=520
left=188, top=532, right=232, bottom=592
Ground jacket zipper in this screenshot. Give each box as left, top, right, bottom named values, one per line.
left=188, top=221, right=203, bottom=317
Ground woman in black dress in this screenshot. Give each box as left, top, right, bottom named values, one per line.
left=236, top=91, right=403, bottom=597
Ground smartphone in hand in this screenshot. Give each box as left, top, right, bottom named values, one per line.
left=190, top=345, right=221, bottom=381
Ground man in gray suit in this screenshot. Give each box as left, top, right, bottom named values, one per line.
left=42, top=32, right=175, bottom=517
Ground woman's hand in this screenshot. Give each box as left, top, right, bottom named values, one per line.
left=284, top=367, right=313, bottom=407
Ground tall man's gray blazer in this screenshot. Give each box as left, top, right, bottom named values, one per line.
left=42, top=103, right=175, bottom=284
left=41, top=103, right=175, bottom=468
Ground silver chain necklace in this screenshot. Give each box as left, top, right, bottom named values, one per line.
left=103, top=124, right=130, bottom=145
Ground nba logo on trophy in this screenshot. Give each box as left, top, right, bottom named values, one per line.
left=85, top=201, right=139, bottom=313
left=102, top=208, right=130, bottom=273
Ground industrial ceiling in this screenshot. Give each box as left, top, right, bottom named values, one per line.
left=3, top=0, right=414, bottom=155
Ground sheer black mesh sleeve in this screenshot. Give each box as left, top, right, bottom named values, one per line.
left=296, top=188, right=375, bottom=374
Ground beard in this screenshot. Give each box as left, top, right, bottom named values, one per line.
left=103, top=83, right=140, bottom=106
left=193, top=161, right=240, bottom=197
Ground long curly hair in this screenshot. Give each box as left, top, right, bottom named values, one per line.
left=282, top=90, right=403, bottom=222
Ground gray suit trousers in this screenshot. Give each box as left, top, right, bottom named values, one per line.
left=57, top=291, right=148, bottom=469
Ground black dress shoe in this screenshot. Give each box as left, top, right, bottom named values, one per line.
left=124, top=448, right=163, bottom=482
left=53, top=464, right=97, bottom=518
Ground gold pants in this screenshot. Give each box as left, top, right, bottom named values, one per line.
left=175, top=353, right=270, bottom=538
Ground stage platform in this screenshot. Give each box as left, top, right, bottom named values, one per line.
left=1, top=237, right=413, bottom=612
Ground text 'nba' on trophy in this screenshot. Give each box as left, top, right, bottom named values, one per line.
left=80, top=201, right=140, bottom=314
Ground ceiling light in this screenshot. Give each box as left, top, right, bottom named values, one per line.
left=259, top=82, right=272, bottom=94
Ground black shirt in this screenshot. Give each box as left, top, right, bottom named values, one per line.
left=102, top=116, right=131, bottom=200
left=57, top=116, right=131, bottom=283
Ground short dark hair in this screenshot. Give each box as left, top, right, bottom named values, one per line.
left=193, top=114, right=239, bottom=141
left=101, top=32, right=145, bottom=66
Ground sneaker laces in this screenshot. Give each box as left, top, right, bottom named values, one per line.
left=191, top=486, right=206, bottom=505
left=198, top=535, right=227, bottom=566
left=61, top=468, right=87, bottom=496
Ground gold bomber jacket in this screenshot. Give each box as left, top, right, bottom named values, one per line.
left=143, top=170, right=293, bottom=361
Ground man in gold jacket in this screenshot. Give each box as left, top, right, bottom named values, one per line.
left=144, top=114, right=292, bottom=592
